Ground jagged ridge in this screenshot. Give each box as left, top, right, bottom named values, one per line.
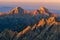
left=0, top=6, right=60, bottom=40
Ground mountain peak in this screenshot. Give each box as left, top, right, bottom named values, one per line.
left=32, top=10, right=39, bottom=15
left=12, top=7, right=24, bottom=14
left=39, top=7, right=50, bottom=15
left=39, top=7, right=48, bottom=12
left=15, top=7, right=21, bottom=9
left=8, top=7, right=24, bottom=14
left=14, top=7, right=23, bottom=11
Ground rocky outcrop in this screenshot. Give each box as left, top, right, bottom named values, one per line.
left=0, top=29, right=17, bottom=40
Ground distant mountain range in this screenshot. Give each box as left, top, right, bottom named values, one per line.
left=0, top=6, right=60, bottom=14
left=0, top=7, right=60, bottom=40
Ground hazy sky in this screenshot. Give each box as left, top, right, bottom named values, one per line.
left=0, top=0, right=60, bottom=10
left=0, top=0, right=60, bottom=2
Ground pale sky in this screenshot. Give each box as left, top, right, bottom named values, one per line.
left=0, top=0, right=60, bottom=13
left=0, top=0, right=60, bottom=3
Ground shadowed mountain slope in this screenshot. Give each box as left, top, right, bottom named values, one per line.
left=0, top=6, right=60, bottom=40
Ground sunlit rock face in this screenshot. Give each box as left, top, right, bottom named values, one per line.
left=46, top=17, right=55, bottom=25
left=37, top=19, right=45, bottom=28
left=16, top=26, right=31, bottom=39
left=39, top=7, right=51, bottom=16
left=39, top=7, right=46, bottom=14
